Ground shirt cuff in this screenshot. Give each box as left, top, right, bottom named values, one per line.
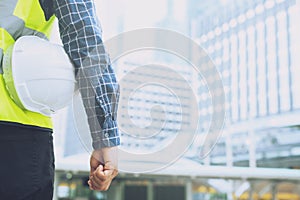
left=92, top=118, right=120, bottom=149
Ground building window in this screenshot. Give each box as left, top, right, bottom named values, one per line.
left=256, top=21, right=268, bottom=116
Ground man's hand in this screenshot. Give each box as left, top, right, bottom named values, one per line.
left=88, top=147, right=118, bottom=191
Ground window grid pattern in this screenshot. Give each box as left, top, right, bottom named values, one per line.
left=194, top=0, right=298, bottom=125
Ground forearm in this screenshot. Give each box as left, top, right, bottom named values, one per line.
left=53, top=0, right=120, bottom=149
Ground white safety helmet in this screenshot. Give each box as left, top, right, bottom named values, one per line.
left=3, top=36, right=76, bottom=116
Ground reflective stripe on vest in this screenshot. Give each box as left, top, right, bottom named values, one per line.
left=0, top=0, right=55, bottom=129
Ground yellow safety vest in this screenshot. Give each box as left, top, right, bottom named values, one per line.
left=0, top=0, right=55, bottom=129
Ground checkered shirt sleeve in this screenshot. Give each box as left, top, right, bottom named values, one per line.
left=53, top=0, right=120, bottom=149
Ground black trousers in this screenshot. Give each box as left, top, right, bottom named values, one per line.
left=0, top=122, right=54, bottom=200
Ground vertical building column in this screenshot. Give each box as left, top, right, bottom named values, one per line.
left=108, top=182, right=124, bottom=200
left=226, top=131, right=233, bottom=167
left=248, top=130, right=257, bottom=168
left=147, top=182, right=154, bottom=200
left=53, top=172, right=60, bottom=200
left=249, top=182, right=254, bottom=200
left=186, top=181, right=193, bottom=200
left=118, top=182, right=125, bottom=200
left=272, top=184, right=278, bottom=200
left=227, top=192, right=233, bottom=200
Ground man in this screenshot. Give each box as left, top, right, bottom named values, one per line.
left=0, top=0, right=120, bottom=199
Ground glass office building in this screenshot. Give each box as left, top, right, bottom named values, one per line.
left=189, top=0, right=300, bottom=168
left=115, top=51, right=198, bottom=155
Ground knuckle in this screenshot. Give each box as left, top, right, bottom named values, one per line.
left=95, top=171, right=104, bottom=178
left=96, top=175, right=106, bottom=181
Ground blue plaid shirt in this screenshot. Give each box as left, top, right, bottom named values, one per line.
left=42, top=0, right=120, bottom=149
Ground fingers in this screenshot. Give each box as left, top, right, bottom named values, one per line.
left=89, top=164, right=116, bottom=191
left=88, top=148, right=119, bottom=191
left=93, top=165, right=106, bottom=182
left=89, top=174, right=111, bottom=191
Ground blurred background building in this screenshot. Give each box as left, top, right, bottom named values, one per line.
left=51, top=0, right=300, bottom=199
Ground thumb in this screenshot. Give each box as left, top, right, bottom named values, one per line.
left=97, top=164, right=104, bottom=172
